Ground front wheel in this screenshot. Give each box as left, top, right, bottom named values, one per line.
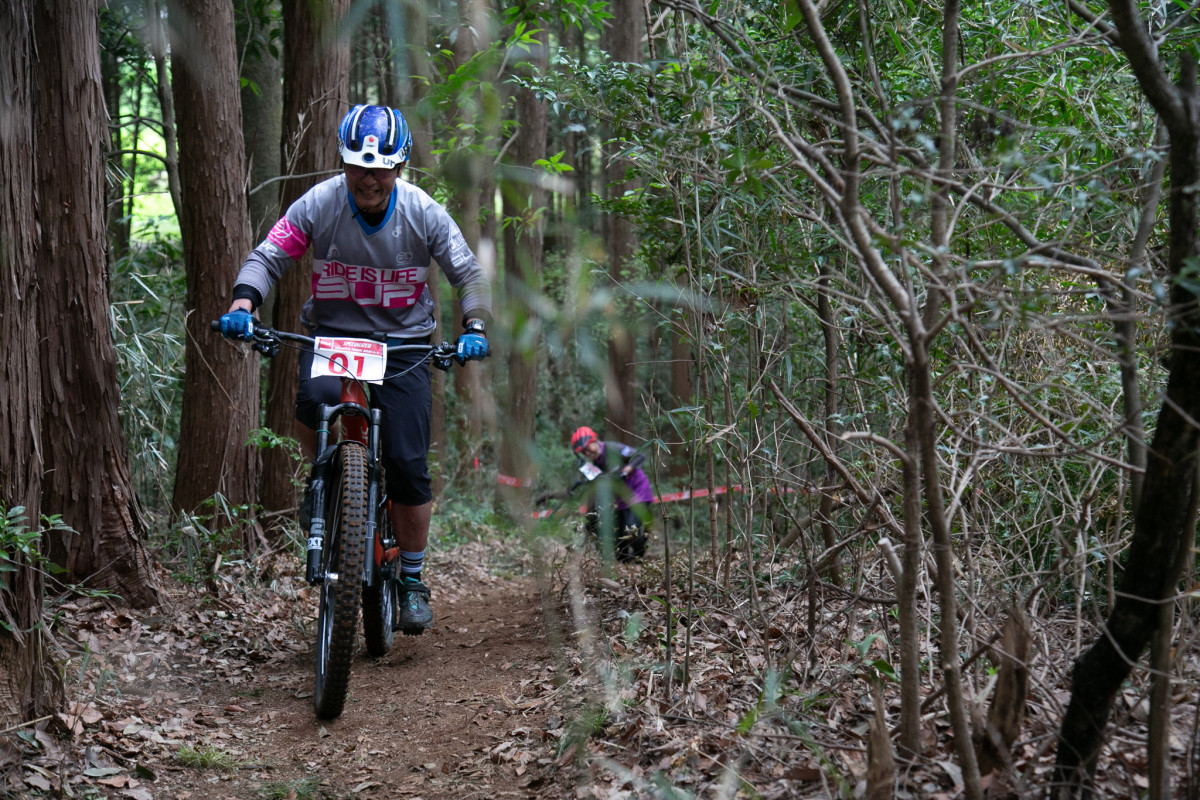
left=313, top=444, right=369, bottom=720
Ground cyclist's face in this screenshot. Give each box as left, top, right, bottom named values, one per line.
left=345, top=163, right=401, bottom=213
left=581, top=441, right=601, bottom=461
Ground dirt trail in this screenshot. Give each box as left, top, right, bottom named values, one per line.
left=38, top=542, right=570, bottom=800
left=36, top=530, right=1189, bottom=800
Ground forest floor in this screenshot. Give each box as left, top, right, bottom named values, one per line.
left=2, top=521, right=1192, bottom=799
left=7, top=536, right=571, bottom=800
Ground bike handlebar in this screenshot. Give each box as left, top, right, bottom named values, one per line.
left=209, top=319, right=461, bottom=365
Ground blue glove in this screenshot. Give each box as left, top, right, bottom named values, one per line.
left=219, top=309, right=256, bottom=341
left=456, top=332, right=488, bottom=364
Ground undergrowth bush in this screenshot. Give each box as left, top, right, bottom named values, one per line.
left=109, top=230, right=186, bottom=512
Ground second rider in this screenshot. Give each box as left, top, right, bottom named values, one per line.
left=219, top=104, right=493, bottom=634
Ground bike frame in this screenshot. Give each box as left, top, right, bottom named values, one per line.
left=305, top=377, right=389, bottom=589
left=300, top=335, right=454, bottom=587
left=208, top=321, right=451, bottom=589
left=305, top=339, right=450, bottom=587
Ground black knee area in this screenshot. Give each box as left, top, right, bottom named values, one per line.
left=383, top=456, right=432, bottom=505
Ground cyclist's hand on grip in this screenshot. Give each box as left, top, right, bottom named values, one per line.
left=219, top=308, right=256, bottom=341
left=455, top=332, right=488, bottom=364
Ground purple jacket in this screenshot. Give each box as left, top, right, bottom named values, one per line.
left=590, top=441, right=654, bottom=509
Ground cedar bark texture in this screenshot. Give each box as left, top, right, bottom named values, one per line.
left=0, top=0, right=53, bottom=727
left=34, top=0, right=157, bottom=607
left=259, top=0, right=349, bottom=518
left=168, top=0, right=260, bottom=523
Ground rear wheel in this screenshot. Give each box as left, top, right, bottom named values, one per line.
left=362, top=501, right=397, bottom=657
left=313, top=444, right=369, bottom=720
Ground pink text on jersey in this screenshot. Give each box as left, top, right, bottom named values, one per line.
left=313, top=259, right=428, bottom=308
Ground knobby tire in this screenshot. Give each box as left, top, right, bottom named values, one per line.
left=313, top=444, right=369, bottom=720
left=362, top=500, right=397, bottom=657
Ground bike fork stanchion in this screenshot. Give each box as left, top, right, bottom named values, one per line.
left=368, top=407, right=382, bottom=462
left=306, top=404, right=334, bottom=584
left=363, top=408, right=384, bottom=585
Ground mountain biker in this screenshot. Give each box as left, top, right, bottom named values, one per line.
left=218, top=104, right=492, bottom=634
left=569, top=426, right=654, bottom=562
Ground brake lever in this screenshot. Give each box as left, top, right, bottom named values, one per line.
left=252, top=336, right=280, bottom=357
left=431, top=344, right=455, bottom=371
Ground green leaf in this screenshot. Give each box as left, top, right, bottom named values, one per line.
left=735, top=704, right=759, bottom=734
left=853, top=633, right=880, bottom=658
left=782, top=0, right=803, bottom=31
left=871, top=659, right=898, bottom=681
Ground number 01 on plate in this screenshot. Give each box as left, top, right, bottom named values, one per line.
left=311, top=337, right=387, bottom=384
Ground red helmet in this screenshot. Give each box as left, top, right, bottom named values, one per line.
left=570, top=426, right=597, bottom=454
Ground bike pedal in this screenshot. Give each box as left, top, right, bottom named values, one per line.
left=398, top=626, right=427, bottom=637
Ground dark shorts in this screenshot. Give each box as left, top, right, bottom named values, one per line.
left=584, top=502, right=650, bottom=563
left=296, top=335, right=432, bottom=506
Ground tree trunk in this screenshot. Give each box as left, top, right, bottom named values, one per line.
left=168, top=0, right=260, bottom=529
left=100, top=35, right=128, bottom=260
left=914, top=2, right=981, bottom=792
left=1052, top=2, right=1200, bottom=793
left=896, top=421, right=924, bottom=758
left=816, top=258, right=842, bottom=583
left=668, top=317, right=692, bottom=478
left=0, top=0, right=55, bottom=726
left=398, top=0, right=447, bottom=488
left=237, top=0, right=282, bottom=244
left=34, top=0, right=158, bottom=608
left=146, top=0, right=183, bottom=227
left=449, top=0, right=492, bottom=457
left=259, top=0, right=349, bottom=519
left=602, top=0, right=641, bottom=439
left=497, top=8, right=546, bottom=519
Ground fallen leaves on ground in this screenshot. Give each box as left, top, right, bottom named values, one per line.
left=3, top=530, right=1193, bottom=799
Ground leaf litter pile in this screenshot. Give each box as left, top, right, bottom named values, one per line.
left=3, top=524, right=1196, bottom=799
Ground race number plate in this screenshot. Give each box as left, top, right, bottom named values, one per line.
left=311, top=337, right=386, bottom=384
left=579, top=462, right=602, bottom=481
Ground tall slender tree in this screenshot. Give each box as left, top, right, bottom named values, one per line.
left=395, top=0, right=449, bottom=481
left=145, top=0, right=183, bottom=224
left=1053, top=3, right=1200, bottom=795
left=497, top=2, right=547, bottom=516
left=0, top=0, right=53, bottom=726
left=237, top=0, right=282, bottom=244
left=100, top=6, right=134, bottom=259
left=446, top=0, right=498, bottom=463
left=34, top=0, right=158, bottom=607
left=602, top=0, right=641, bottom=439
left=168, top=0, right=260, bottom=529
left=258, top=0, right=349, bottom=517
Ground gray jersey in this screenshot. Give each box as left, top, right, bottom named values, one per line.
left=235, top=174, right=491, bottom=338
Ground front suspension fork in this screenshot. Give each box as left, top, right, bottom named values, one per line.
left=305, top=406, right=335, bottom=584
left=305, top=405, right=387, bottom=585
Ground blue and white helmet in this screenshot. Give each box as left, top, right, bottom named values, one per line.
left=337, top=105, right=412, bottom=169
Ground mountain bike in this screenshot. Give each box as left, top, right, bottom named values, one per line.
left=534, top=467, right=649, bottom=563
left=211, top=320, right=461, bottom=719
